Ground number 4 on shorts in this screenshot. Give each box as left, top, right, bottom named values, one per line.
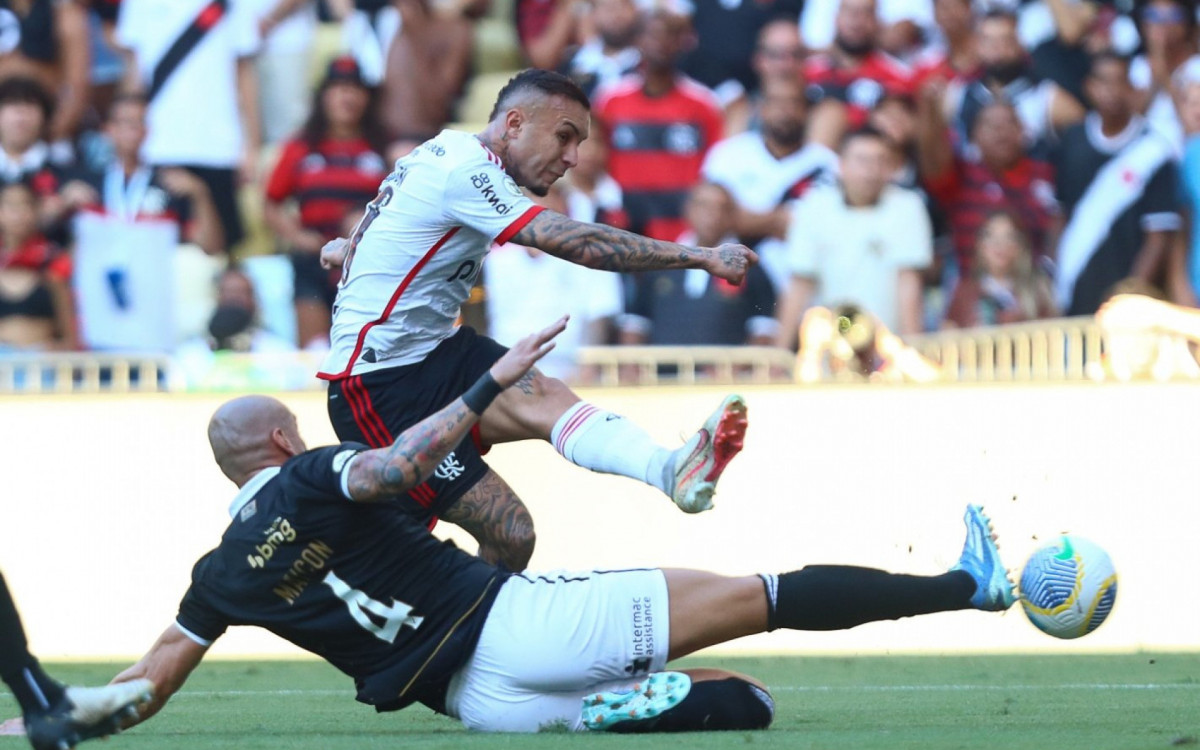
left=323, top=570, right=424, bottom=643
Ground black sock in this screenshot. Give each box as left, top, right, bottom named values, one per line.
left=607, top=677, right=775, bottom=733
left=758, top=566, right=976, bottom=631
left=0, top=572, right=65, bottom=714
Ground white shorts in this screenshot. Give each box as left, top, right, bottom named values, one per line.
left=445, top=568, right=671, bottom=732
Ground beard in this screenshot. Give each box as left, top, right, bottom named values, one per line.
left=984, top=60, right=1028, bottom=86
left=835, top=33, right=875, bottom=58
left=764, top=121, right=803, bottom=150
left=600, top=24, right=639, bottom=50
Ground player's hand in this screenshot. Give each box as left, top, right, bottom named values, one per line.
left=702, top=243, right=758, bottom=285
left=489, top=315, right=568, bottom=388
left=320, top=237, right=350, bottom=269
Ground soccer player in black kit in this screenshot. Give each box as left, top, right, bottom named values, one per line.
left=109, top=317, right=1017, bottom=734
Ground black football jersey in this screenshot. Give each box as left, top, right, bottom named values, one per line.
left=175, top=443, right=508, bottom=711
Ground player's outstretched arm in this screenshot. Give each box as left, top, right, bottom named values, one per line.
left=346, top=316, right=567, bottom=502
left=512, top=209, right=758, bottom=285
left=111, top=625, right=209, bottom=727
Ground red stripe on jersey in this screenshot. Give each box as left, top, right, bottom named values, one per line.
left=470, top=423, right=491, bottom=456
left=494, top=205, right=545, bottom=246
left=351, top=375, right=394, bottom=444
left=343, top=377, right=389, bottom=448
left=554, top=404, right=598, bottom=453
left=318, top=227, right=462, bottom=380
left=197, top=1, right=224, bottom=30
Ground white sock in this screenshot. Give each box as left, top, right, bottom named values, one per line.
left=550, top=402, right=673, bottom=495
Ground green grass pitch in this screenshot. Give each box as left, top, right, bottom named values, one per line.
left=3, top=653, right=1198, bottom=750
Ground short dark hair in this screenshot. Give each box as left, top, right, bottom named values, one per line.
left=107, top=92, right=148, bottom=120
left=839, top=125, right=891, bottom=153
left=977, top=8, right=1018, bottom=27
left=488, top=69, right=591, bottom=122
left=1088, top=50, right=1131, bottom=76
left=0, top=77, right=53, bottom=120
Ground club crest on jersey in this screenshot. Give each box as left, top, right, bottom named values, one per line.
left=471, top=172, right=512, bottom=215
left=434, top=452, right=466, bottom=481
left=247, top=516, right=298, bottom=568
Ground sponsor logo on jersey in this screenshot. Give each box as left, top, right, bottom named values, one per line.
left=471, top=172, right=513, bottom=215
left=434, top=451, right=466, bottom=481
left=502, top=176, right=523, bottom=197
left=247, top=516, right=297, bottom=569
left=239, top=498, right=258, bottom=522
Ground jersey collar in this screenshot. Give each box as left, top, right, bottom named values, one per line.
left=229, top=466, right=281, bottom=519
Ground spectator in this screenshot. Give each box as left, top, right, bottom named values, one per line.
left=378, top=0, right=485, bottom=140
left=725, top=17, right=806, bottom=135
left=702, top=74, right=839, bottom=292
left=776, top=128, right=931, bottom=348
left=0, top=77, right=62, bottom=198
left=117, top=0, right=261, bottom=251
left=804, top=0, right=916, bottom=130
left=562, top=122, right=627, bottom=227
left=803, top=0, right=936, bottom=58
left=0, top=181, right=75, bottom=351
left=943, top=211, right=1056, bottom=327
left=944, top=10, right=1083, bottom=158
left=558, top=0, right=641, bottom=100
left=485, top=185, right=622, bottom=381
left=65, top=93, right=225, bottom=353
left=263, top=56, right=388, bottom=349
left=620, top=181, right=777, bottom=346
left=516, top=0, right=588, bottom=70
left=917, top=85, right=1058, bottom=275
left=1175, top=70, right=1200, bottom=304
left=1130, top=0, right=1197, bottom=152
left=249, top=0, right=319, bottom=144
left=1054, top=52, right=1179, bottom=316
left=911, top=0, right=979, bottom=87
left=593, top=6, right=724, bottom=241
left=1018, top=0, right=1139, bottom=103
left=795, top=302, right=941, bottom=382
left=679, top=0, right=803, bottom=116
left=339, top=0, right=399, bottom=86
left=0, top=0, right=90, bottom=152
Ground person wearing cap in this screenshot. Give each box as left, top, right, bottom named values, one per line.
left=263, top=57, right=390, bottom=349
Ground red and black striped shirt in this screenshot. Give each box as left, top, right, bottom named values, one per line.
left=265, top=137, right=389, bottom=240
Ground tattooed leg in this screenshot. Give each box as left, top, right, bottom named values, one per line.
left=439, top=470, right=536, bottom=571
left=478, top=368, right=581, bottom=444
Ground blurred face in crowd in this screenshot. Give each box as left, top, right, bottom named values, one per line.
left=972, top=102, right=1024, bottom=169
left=502, top=93, right=590, bottom=197
left=933, top=0, right=974, bottom=40
left=839, top=132, right=892, bottom=205
left=1140, top=0, right=1190, bottom=52
left=322, top=81, right=371, bottom=132
left=753, top=20, right=805, bottom=86
left=1086, top=56, right=1134, bottom=123
left=685, top=183, right=734, bottom=247
left=570, top=119, right=609, bottom=184
left=0, top=99, right=44, bottom=154
left=835, top=0, right=879, bottom=58
left=976, top=213, right=1026, bottom=278
left=760, top=77, right=808, bottom=151
left=0, top=183, right=38, bottom=243
left=593, top=0, right=641, bottom=50
left=106, top=99, right=148, bottom=160
left=218, top=269, right=257, bottom=312
left=638, top=11, right=692, bottom=72
left=977, top=14, right=1027, bottom=84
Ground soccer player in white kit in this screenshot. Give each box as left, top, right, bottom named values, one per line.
left=318, top=70, right=757, bottom=571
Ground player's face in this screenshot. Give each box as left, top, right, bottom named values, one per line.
left=505, top=95, right=590, bottom=197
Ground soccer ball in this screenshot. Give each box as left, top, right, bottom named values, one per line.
left=1018, top=536, right=1117, bottom=639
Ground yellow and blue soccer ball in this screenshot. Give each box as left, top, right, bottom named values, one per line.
left=1018, top=536, right=1117, bottom=639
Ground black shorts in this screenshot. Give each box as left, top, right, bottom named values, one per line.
left=290, top=250, right=339, bottom=307
left=327, top=327, right=508, bottom=524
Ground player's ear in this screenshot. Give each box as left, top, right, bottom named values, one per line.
left=269, top=427, right=301, bottom=458
left=504, top=107, right=524, bottom=137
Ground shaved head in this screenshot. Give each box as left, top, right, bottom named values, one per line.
left=208, top=395, right=306, bottom=485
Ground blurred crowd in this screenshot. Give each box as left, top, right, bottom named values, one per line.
left=3, top=0, right=1200, bottom=384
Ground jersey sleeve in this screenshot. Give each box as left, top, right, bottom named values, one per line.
left=441, top=159, right=543, bottom=245
left=1140, top=160, right=1183, bottom=233
left=279, top=443, right=370, bottom=503
left=264, top=140, right=306, bottom=202
left=175, top=557, right=230, bottom=646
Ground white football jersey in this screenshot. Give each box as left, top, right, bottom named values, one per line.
left=318, top=130, right=542, bottom=380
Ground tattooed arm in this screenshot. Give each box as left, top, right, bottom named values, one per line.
left=439, top=471, right=536, bottom=571
left=345, top=316, right=567, bottom=502
left=512, top=209, right=758, bottom=285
